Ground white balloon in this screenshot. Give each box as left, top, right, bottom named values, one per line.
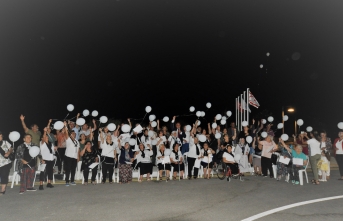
left=206, top=102, right=212, bottom=108
left=222, top=116, right=227, bottom=121
left=281, top=134, right=289, bottom=141
left=9, top=131, right=20, bottom=142
left=145, top=106, right=152, bottom=113
left=29, top=146, right=40, bottom=158
left=129, top=138, right=136, bottom=146
left=215, top=133, right=221, bottom=139
left=234, top=154, right=241, bottom=162
left=338, top=122, right=343, bottom=130
left=260, top=64, right=263, bottom=68
left=267, top=116, right=274, bottom=122
left=186, top=125, right=192, bottom=132
left=262, top=119, right=267, bottom=124
left=242, top=121, right=248, bottom=127
left=306, top=126, right=313, bottom=132
left=189, top=106, right=195, bottom=112
left=67, top=104, right=74, bottom=112
left=107, top=123, right=116, bottom=131
left=151, top=140, right=157, bottom=145
left=149, top=115, right=156, bottom=121
left=164, top=149, right=171, bottom=156
left=212, top=123, right=217, bottom=129
left=91, top=110, right=98, bottom=117
left=76, top=118, right=86, bottom=126
left=100, top=116, right=108, bottom=124
left=121, top=124, right=131, bottom=133
left=266, top=52, right=270, bottom=56
left=297, top=119, right=304, bottom=126
left=148, top=130, right=154, bottom=137
left=220, top=119, right=226, bottom=125
left=198, top=134, right=206, bottom=142
left=283, top=115, right=289, bottom=121
left=246, top=136, right=252, bottom=144
left=261, top=132, right=268, bottom=138
left=277, top=123, right=284, bottom=129
left=201, top=111, right=205, bottom=117
left=196, top=111, right=201, bottom=117
left=83, top=109, right=89, bottom=117
left=226, top=111, right=232, bottom=117
left=53, top=121, right=64, bottom=130
left=163, top=116, right=169, bottom=122
left=151, top=121, right=157, bottom=128
left=216, top=114, right=222, bottom=120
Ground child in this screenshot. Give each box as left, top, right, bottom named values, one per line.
left=317, top=150, right=330, bottom=182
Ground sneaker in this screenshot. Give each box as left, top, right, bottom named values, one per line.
left=70, top=182, right=76, bottom=185
left=39, top=185, right=44, bottom=190
left=295, top=181, right=299, bottom=185
left=27, top=188, right=37, bottom=191
left=263, top=176, right=268, bottom=178
left=46, top=183, right=54, bottom=188
left=65, top=183, right=70, bottom=187
left=291, top=180, right=295, bottom=184
left=19, top=191, right=24, bottom=194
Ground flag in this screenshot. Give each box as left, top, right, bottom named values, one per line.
left=241, top=98, right=251, bottom=113
left=249, top=91, right=260, bottom=108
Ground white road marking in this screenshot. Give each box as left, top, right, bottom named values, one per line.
left=241, top=195, right=343, bottom=221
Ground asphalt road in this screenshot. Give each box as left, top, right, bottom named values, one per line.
left=2, top=168, right=343, bottom=221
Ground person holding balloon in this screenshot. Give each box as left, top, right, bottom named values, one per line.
left=0, top=131, right=13, bottom=195
left=39, top=127, right=57, bottom=190
left=15, top=134, right=39, bottom=193
left=63, top=122, right=80, bottom=186
left=99, top=128, right=116, bottom=184
left=187, top=124, right=201, bottom=180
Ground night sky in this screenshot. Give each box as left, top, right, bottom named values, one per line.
left=1, top=0, right=342, bottom=138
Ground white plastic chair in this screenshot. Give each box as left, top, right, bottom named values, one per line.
left=76, top=161, right=83, bottom=180
left=299, top=156, right=309, bottom=185
left=11, top=159, right=20, bottom=188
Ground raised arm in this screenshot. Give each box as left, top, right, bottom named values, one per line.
left=92, top=119, right=97, bottom=131
left=47, top=119, right=52, bottom=130
left=127, top=118, right=132, bottom=128
left=99, top=128, right=104, bottom=145
left=208, top=123, right=212, bottom=135
left=75, top=113, right=80, bottom=129
left=157, top=119, right=160, bottom=131
left=63, top=121, right=70, bottom=138
left=20, top=115, right=29, bottom=133
left=279, top=138, right=291, bottom=153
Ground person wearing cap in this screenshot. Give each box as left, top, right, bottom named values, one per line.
left=0, top=131, right=13, bottom=195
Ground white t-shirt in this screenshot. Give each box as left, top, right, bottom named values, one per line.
left=260, top=141, right=275, bottom=158
left=136, top=150, right=153, bottom=163
left=188, top=137, right=201, bottom=158
left=65, top=137, right=80, bottom=159
left=321, top=142, right=326, bottom=148
left=201, top=149, right=212, bottom=163
left=40, top=142, right=55, bottom=161
left=0, top=141, right=12, bottom=167
left=170, top=151, right=183, bottom=162
left=336, top=140, right=343, bottom=155
left=155, top=136, right=166, bottom=150
left=223, top=152, right=235, bottom=162
left=307, top=138, right=321, bottom=156
left=156, top=151, right=169, bottom=164
left=100, top=142, right=116, bottom=158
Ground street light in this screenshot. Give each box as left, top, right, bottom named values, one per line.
left=282, top=106, right=296, bottom=134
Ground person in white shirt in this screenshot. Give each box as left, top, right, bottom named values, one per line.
left=155, top=130, right=167, bottom=151
left=99, top=129, right=116, bottom=184
left=134, top=143, right=153, bottom=182
left=334, top=130, right=343, bottom=180
left=39, top=127, right=57, bottom=190
left=187, top=126, right=201, bottom=180
left=0, top=132, right=13, bottom=195
left=200, top=142, right=215, bottom=179
left=98, top=126, right=109, bottom=148
left=63, top=122, right=80, bottom=186
left=168, top=131, right=182, bottom=151
left=222, top=145, right=239, bottom=178
left=156, top=144, right=171, bottom=181
left=304, top=131, right=322, bottom=185
left=170, top=143, right=184, bottom=180
left=140, top=129, right=151, bottom=149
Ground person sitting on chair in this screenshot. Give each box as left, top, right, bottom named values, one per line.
left=170, top=143, right=184, bottom=180
left=80, top=141, right=99, bottom=185
left=222, top=145, right=239, bottom=180
left=156, top=144, right=171, bottom=181
left=200, top=142, right=215, bottom=179
left=134, top=143, right=153, bottom=182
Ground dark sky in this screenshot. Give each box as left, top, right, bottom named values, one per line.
left=1, top=0, right=342, bottom=137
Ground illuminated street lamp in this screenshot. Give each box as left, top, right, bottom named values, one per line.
left=282, top=106, right=296, bottom=134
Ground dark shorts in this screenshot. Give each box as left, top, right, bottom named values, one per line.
left=158, top=163, right=171, bottom=171
left=201, top=161, right=213, bottom=169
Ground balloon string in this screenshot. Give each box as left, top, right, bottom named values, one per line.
left=63, top=113, right=70, bottom=121
left=140, top=113, right=148, bottom=124
left=68, top=115, right=77, bottom=121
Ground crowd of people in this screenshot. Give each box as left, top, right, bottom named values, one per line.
left=0, top=114, right=343, bottom=195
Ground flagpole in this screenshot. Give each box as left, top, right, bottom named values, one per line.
left=243, top=91, right=246, bottom=123
left=235, top=98, right=237, bottom=129
left=246, top=88, right=250, bottom=127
